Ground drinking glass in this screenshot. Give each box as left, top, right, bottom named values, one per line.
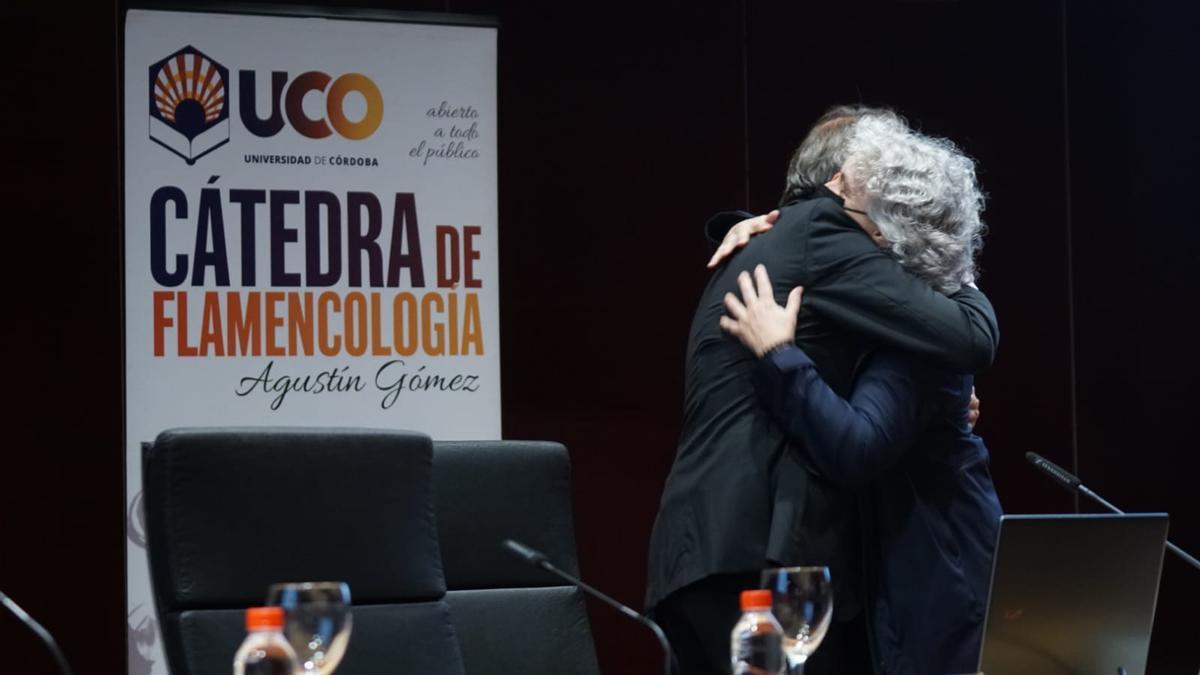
left=760, top=566, right=833, bottom=674
left=266, top=581, right=352, bottom=675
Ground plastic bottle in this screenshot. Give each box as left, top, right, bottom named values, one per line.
left=233, top=606, right=302, bottom=675
left=730, top=589, right=786, bottom=674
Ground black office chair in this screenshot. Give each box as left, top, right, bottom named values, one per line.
left=432, top=441, right=601, bottom=675
left=143, top=427, right=467, bottom=675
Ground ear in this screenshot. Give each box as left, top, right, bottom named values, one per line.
left=826, top=172, right=845, bottom=197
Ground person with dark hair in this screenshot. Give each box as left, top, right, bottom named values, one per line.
left=779, top=105, right=905, bottom=203
left=645, top=108, right=998, bottom=674
left=705, top=105, right=904, bottom=268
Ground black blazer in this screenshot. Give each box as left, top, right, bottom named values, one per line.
left=644, top=191, right=998, bottom=619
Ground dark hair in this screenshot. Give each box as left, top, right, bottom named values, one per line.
left=778, top=105, right=904, bottom=205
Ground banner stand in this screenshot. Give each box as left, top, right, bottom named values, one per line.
left=121, top=7, right=499, bottom=673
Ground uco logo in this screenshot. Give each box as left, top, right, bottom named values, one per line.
left=239, top=70, right=384, bottom=140
left=148, top=46, right=231, bottom=164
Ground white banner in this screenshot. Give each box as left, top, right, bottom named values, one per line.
left=123, top=9, right=499, bottom=674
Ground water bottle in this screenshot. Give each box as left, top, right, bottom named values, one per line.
left=233, top=606, right=301, bottom=675
left=730, top=589, right=786, bottom=674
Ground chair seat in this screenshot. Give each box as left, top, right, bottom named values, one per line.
left=446, top=587, right=599, bottom=675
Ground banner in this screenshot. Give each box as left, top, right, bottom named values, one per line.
left=123, top=9, right=499, bottom=673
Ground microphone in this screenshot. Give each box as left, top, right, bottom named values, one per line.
left=0, top=589, right=75, bottom=675
left=502, top=539, right=674, bottom=675
left=502, top=538, right=548, bottom=566
left=1024, top=452, right=1080, bottom=490
left=1026, top=452, right=1200, bottom=572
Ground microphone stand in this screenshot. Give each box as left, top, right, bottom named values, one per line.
left=503, top=539, right=674, bottom=675
left=0, top=589, right=75, bottom=675
left=1026, top=452, right=1200, bottom=572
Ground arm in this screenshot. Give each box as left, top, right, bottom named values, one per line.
left=704, top=210, right=751, bottom=251
left=804, top=207, right=999, bottom=372
left=719, top=264, right=924, bottom=486
left=703, top=210, right=779, bottom=267
left=753, top=346, right=922, bottom=487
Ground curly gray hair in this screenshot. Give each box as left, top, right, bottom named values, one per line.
left=841, top=116, right=986, bottom=294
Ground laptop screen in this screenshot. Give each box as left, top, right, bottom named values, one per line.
left=977, top=513, right=1168, bottom=675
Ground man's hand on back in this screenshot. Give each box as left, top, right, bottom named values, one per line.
left=720, top=264, right=804, bottom=357
left=707, top=210, right=780, bottom=268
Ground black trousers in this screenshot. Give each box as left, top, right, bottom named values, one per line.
left=655, top=573, right=875, bottom=675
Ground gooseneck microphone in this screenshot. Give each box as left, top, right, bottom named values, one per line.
left=503, top=539, right=675, bottom=675
left=1026, top=452, right=1200, bottom=572
left=0, top=589, right=75, bottom=675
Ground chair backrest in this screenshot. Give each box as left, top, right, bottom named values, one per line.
left=432, top=440, right=600, bottom=675
left=143, top=427, right=466, bottom=675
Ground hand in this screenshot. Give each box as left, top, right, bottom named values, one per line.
left=707, top=210, right=779, bottom=268
left=968, top=387, right=981, bottom=429
left=719, top=264, right=803, bottom=357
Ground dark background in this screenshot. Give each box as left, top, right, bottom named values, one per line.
left=4, top=0, right=1197, bottom=673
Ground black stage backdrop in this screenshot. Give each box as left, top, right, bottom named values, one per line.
left=4, top=1, right=1197, bottom=674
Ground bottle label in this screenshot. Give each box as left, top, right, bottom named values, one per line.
left=732, top=624, right=785, bottom=674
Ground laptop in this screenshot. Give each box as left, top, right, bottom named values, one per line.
left=977, top=513, right=1168, bottom=675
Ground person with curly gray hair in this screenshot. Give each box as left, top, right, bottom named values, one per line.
left=717, top=117, right=1003, bottom=675
left=840, top=114, right=985, bottom=294
left=647, top=107, right=1000, bottom=675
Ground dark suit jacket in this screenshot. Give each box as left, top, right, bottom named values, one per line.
left=754, top=347, right=1002, bottom=675
left=644, top=191, right=998, bottom=621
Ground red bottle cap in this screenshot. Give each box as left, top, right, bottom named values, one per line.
left=740, top=589, right=773, bottom=611
left=246, top=606, right=285, bottom=631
